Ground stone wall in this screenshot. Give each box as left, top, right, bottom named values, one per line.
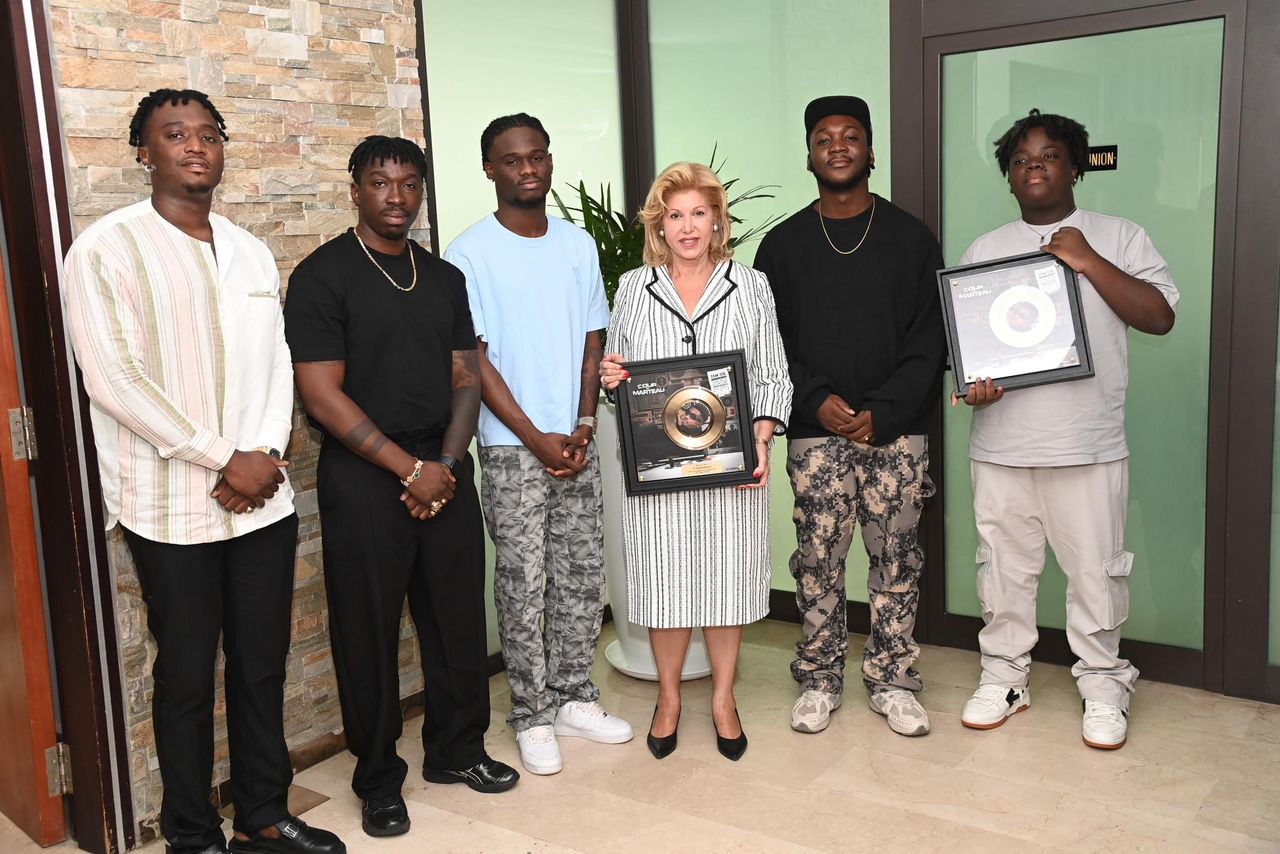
left=47, top=0, right=430, bottom=839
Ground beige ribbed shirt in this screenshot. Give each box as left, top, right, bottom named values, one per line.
left=63, top=200, right=295, bottom=545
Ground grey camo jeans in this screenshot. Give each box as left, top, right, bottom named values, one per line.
left=786, top=434, right=933, bottom=696
left=479, top=444, right=606, bottom=731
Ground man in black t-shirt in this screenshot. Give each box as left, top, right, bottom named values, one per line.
left=284, top=136, right=519, bottom=841
left=754, top=96, right=945, bottom=740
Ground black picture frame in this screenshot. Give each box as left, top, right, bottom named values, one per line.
left=614, top=350, right=757, bottom=496
left=937, top=251, right=1094, bottom=397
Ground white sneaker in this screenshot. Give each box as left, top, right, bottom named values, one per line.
left=515, top=725, right=562, bottom=775
left=868, top=689, right=930, bottom=736
left=961, top=684, right=1031, bottom=730
left=553, top=700, right=635, bottom=744
left=791, top=690, right=842, bottom=733
left=1082, top=699, right=1128, bottom=750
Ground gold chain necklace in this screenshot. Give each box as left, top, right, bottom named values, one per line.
left=817, top=196, right=876, bottom=255
left=355, top=231, right=417, bottom=292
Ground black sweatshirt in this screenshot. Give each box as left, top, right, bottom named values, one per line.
left=754, top=195, right=946, bottom=444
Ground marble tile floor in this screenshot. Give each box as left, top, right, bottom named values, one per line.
left=6, top=620, right=1279, bottom=853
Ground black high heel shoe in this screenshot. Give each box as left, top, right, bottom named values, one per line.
left=715, top=709, right=748, bottom=761
left=646, top=705, right=679, bottom=759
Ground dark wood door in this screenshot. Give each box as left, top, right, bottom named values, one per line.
left=0, top=232, right=65, bottom=845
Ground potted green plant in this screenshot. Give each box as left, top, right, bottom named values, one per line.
left=550, top=148, right=782, bottom=306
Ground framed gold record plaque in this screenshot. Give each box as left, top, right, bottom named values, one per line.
left=937, top=251, right=1094, bottom=397
left=614, top=350, right=757, bottom=496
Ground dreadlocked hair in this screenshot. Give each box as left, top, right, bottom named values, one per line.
left=479, top=113, right=550, bottom=166
left=347, top=136, right=430, bottom=184
left=128, top=89, right=227, bottom=162
left=993, top=109, right=1090, bottom=180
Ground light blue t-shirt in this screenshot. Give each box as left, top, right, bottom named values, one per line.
left=445, top=214, right=610, bottom=447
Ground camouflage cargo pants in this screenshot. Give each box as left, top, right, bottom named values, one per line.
left=786, top=435, right=933, bottom=696
left=479, top=445, right=605, bottom=731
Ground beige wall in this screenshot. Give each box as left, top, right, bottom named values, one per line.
left=48, top=0, right=431, bottom=840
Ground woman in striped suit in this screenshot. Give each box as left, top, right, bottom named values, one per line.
left=600, top=162, right=792, bottom=761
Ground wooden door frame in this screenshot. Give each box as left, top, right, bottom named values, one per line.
left=890, top=0, right=1280, bottom=700
left=0, top=201, right=62, bottom=846
left=1, top=0, right=133, bottom=849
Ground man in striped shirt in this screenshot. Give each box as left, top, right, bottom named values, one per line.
left=63, top=89, right=344, bottom=854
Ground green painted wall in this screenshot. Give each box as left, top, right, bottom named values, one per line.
left=422, top=1, right=625, bottom=653
left=940, top=20, right=1222, bottom=649
left=420, top=5, right=1226, bottom=657
left=650, top=0, right=892, bottom=599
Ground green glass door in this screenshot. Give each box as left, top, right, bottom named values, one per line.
left=939, top=20, right=1223, bottom=650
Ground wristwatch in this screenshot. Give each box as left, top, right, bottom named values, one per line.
left=437, top=454, right=460, bottom=473
left=576, top=416, right=598, bottom=431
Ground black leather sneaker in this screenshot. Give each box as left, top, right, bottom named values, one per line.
left=361, top=795, right=410, bottom=837
left=423, top=757, right=519, bottom=793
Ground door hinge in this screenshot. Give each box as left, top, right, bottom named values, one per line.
left=8, top=406, right=37, bottom=461
left=45, top=742, right=73, bottom=796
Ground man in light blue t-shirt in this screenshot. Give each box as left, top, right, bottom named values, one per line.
left=445, top=113, right=633, bottom=776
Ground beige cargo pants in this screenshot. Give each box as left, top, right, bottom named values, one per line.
left=971, top=458, right=1139, bottom=709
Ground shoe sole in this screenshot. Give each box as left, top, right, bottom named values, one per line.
left=1082, top=735, right=1127, bottom=750
left=961, top=701, right=1031, bottom=731
left=791, top=719, right=830, bottom=734
left=791, top=698, right=842, bottom=733
left=519, top=758, right=563, bottom=775
left=362, top=820, right=410, bottom=838
left=422, top=769, right=518, bottom=793
left=867, top=699, right=929, bottom=736
left=553, top=723, right=635, bottom=744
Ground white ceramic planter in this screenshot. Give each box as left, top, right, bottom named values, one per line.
left=597, top=397, right=711, bottom=681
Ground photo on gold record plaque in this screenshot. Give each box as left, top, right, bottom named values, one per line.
left=613, top=350, right=757, bottom=496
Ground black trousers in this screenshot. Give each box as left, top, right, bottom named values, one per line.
left=124, top=514, right=298, bottom=850
left=318, top=444, right=490, bottom=799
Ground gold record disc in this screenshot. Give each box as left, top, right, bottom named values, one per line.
left=662, top=386, right=726, bottom=451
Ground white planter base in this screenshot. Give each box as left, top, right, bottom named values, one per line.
left=603, top=637, right=712, bottom=682
left=598, top=399, right=713, bottom=682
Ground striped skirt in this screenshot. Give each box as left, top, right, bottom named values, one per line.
left=621, top=482, right=772, bottom=628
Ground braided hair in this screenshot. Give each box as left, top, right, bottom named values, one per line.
left=479, top=113, right=550, bottom=166
left=993, top=109, right=1090, bottom=180
left=347, top=136, right=429, bottom=184
left=127, top=89, right=227, bottom=162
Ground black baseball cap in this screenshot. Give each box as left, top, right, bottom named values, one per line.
left=804, top=95, right=873, bottom=148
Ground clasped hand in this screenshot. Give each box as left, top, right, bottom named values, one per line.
left=212, top=449, right=288, bottom=514
left=817, top=394, right=874, bottom=444
left=531, top=429, right=590, bottom=479
left=401, top=462, right=456, bottom=520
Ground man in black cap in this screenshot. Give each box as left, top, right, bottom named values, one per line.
left=755, top=95, right=945, bottom=738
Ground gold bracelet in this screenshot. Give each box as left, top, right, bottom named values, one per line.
left=400, top=459, right=424, bottom=487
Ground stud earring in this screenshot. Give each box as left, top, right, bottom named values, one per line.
left=143, top=164, right=155, bottom=173
left=658, top=229, right=664, bottom=237
left=712, top=223, right=719, bottom=232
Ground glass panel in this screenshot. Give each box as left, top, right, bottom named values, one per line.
left=940, top=20, right=1222, bottom=649
left=649, top=0, right=891, bottom=597
left=421, top=1, right=625, bottom=251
